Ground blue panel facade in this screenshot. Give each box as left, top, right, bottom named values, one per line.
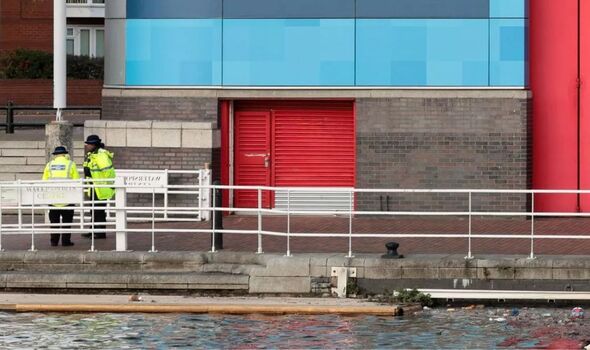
left=121, top=0, right=528, bottom=87
left=223, top=20, right=354, bottom=86
left=357, top=20, right=488, bottom=86
left=126, top=20, right=222, bottom=85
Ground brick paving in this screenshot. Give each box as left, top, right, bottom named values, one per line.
left=2, top=215, right=590, bottom=256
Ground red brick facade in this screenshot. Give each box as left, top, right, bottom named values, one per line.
left=0, top=79, right=103, bottom=106
left=0, top=0, right=53, bottom=53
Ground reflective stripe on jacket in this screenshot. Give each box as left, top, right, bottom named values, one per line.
left=83, top=148, right=116, bottom=200
left=42, top=155, right=80, bottom=207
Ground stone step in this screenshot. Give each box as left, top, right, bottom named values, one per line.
left=0, top=165, right=44, bottom=173
left=0, top=141, right=43, bottom=149
left=0, top=272, right=250, bottom=290
left=1, top=149, right=45, bottom=157
left=0, top=158, right=26, bottom=165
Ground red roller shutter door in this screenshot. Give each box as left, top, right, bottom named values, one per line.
left=233, top=101, right=355, bottom=209
left=272, top=109, right=355, bottom=187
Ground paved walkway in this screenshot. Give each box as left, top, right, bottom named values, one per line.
left=1, top=215, right=590, bottom=256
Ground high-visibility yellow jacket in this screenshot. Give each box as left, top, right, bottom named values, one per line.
left=83, top=148, right=116, bottom=200
left=42, top=155, right=80, bottom=207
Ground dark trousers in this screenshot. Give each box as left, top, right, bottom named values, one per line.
left=90, top=193, right=107, bottom=238
left=49, top=205, right=74, bottom=245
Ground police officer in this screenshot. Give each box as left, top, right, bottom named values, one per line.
left=81, top=135, right=115, bottom=239
left=42, top=146, right=79, bottom=247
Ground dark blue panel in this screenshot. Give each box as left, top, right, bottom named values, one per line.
left=357, top=0, right=489, bottom=18
left=127, top=0, right=222, bottom=19
left=223, top=0, right=355, bottom=19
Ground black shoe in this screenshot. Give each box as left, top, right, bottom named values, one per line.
left=81, top=233, right=91, bottom=238
left=62, top=242, right=75, bottom=247
left=50, top=242, right=58, bottom=247
left=94, top=235, right=106, bottom=239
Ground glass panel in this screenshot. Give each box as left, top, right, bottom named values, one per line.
left=126, top=19, right=222, bottom=85
left=356, top=19, right=488, bottom=86
left=80, top=29, right=90, bottom=56
left=223, top=19, right=354, bottom=86
left=490, top=19, right=527, bottom=86
left=95, top=29, right=105, bottom=57
left=490, top=0, right=527, bottom=18
left=67, top=28, right=74, bottom=36
left=66, top=39, right=75, bottom=55
left=92, top=0, right=105, bottom=4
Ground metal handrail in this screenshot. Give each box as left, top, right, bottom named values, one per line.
left=2, top=180, right=590, bottom=257
left=0, top=102, right=102, bottom=133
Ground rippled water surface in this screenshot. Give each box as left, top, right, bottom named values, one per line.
left=0, top=307, right=588, bottom=349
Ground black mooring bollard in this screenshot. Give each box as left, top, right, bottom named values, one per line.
left=381, top=241, right=403, bottom=259
left=211, top=180, right=223, bottom=250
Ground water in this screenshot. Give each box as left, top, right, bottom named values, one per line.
left=0, top=307, right=588, bottom=349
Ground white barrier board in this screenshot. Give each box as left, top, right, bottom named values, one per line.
left=20, top=183, right=83, bottom=205
left=117, top=170, right=167, bottom=194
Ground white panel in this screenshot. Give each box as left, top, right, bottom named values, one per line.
left=275, top=189, right=353, bottom=212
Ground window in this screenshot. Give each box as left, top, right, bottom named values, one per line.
left=66, top=26, right=105, bottom=58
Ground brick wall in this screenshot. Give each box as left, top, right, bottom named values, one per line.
left=355, top=97, right=532, bottom=212
left=0, top=0, right=53, bottom=53
left=110, top=147, right=220, bottom=208
left=0, top=79, right=103, bottom=106
left=102, top=96, right=218, bottom=122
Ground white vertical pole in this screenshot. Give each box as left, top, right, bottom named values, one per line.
left=0, top=186, right=3, bottom=252
left=30, top=188, right=36, bottom=252
left=53, top=0, right=67, bottom=121
left=529, top=192, right=535, bottom=259
left=257, top=189, right=263, bottom=254
left=466, top=192, right=473, bottom=260
left=286, top=189, right=291, bottom=257
left=150, top=186, right=156, bottom=252
left=115, top=177, right=127, bottom=251
left=346, top=190, right=353, bottom=258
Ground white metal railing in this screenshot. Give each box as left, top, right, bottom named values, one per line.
left=2, top=182, right=590, bottom=257
left=66, top=0, right=104, bottom=5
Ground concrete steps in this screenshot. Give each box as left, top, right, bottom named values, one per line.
left=0, top=272, right=249, bottom=290
left=0, top=140, right=84, bottom=181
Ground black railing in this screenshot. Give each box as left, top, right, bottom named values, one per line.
left=0, top=102, right=102, bottom=134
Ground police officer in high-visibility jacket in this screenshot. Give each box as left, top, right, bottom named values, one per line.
left=81, top=135, right=115, bottom=239
left=42, top=146, right=80, bottom=247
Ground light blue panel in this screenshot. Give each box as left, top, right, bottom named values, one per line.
left=490, top=0, right=527, bottom=18
left=223, top=19, right=354, bottom=86
left=356, top=19, right=488, bottom=86
left=126, top=19, right=222, bottom=85
left=490, top=19, right=527, bottom=86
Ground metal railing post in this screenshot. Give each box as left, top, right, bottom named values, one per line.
left=211, top=181, right=223, bottom=251
left=164, top=169, right=169, bottom=219
left=30, top=188, right=35, bottom=251
left=529, top=192, right=535, bottom=259
left=257, top=189, right=263, bottom=254
left=149, top=186, right=156, bottom=252
left=466, top=192, right=473, bottom=260
left=115, top=177, right=128, bottom=251
left=17, top=180, right=22, bottom=231
left=0, top=185, right=3, bottom=252
left=90, top=186, right=95, bottom=252
left=210, top=182, right=217, bottom=253
left=286, top=189, right=291, bottom=257
left=346, top=190, right=354, bottom=258
left=6, top=101, right=14, bottom=134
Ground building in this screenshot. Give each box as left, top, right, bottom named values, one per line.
left=0, top=0, right=104, bottom=106
left=99, top=0, right=590, bottom=214
left=1, top=0, right=105, bottom=57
